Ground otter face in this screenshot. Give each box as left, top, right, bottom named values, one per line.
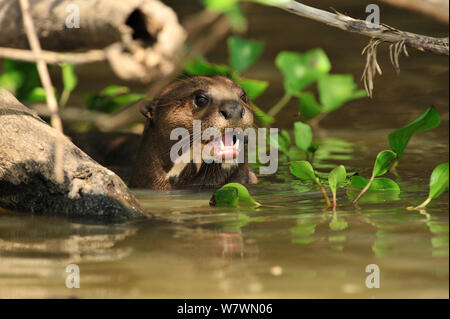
left=143, top=76, right=254, bottom=165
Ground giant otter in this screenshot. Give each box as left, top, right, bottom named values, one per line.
left=129, top=76, right=258, bottom=190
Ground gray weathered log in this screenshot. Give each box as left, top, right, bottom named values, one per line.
left=0, top=89, right=150, bottom=220
left=0, top=0, right=186, bottom=82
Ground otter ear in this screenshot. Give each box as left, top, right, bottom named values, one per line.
left=139, top=99, right=157, bottom=120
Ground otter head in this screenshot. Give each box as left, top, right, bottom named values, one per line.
left=140, top=76, right=254, bottom=172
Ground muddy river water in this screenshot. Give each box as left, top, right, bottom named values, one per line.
left=0, top=0, right=448, bottom=298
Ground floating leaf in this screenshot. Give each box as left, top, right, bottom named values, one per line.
left=216, top=183, right=261, bottom=206
left=275, top=49, right=331, bottom=95
left=228, top=36, right=264, bottom=74
left=318, top=74, right=366, bottom=113
left=289, top=161, right=316, bottom=181
left=350, top=176, right=400, bottom=191
left=293, top=121, right=315, bottom=153
left=388, top=107, right=440, bottom=158
left=329, top=165, right=347, bottom=196
left=429, top=163, right=449, bottom=200
left=211, top=187, right=239, bottom=207
left=372, top=150, right=397, bottom=177
left=238, top=78, right=268, bottom=100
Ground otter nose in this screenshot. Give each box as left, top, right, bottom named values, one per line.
left=219, top=101, right=244, bottom=121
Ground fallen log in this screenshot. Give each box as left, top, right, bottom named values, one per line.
left=0, top=0, right=186, bottom=82
left=0, top=88, right=150, bottom=220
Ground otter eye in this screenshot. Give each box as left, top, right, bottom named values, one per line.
left=194, top=93, right=210, bottom=108
left=240, top=92, right=249, bottom=104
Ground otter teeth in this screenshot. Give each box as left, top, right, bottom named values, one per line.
left=235, top=139, right=239, bottom=149
left=220, top=140, right=225, bottom=150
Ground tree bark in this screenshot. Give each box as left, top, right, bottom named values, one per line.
left=0, top=88, right=150, bottom=220
left=0, top=0, right=186, bottom=82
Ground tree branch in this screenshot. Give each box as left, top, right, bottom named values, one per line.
left=19, top=0, right=64, bottom=183
left=0, top=47, right=106, bottom=64
left=275, top=0, right=449, bottom=56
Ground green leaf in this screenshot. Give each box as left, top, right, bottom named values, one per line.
left=350, top=176, right=400, bottom=191
left=278, top=130, right=291, bottom=154
left=275, top=49, right=331, bottom=95
left=60, top=63, right=77, bottom=93
left=388, top=107, right=440, bottom=158
left=269, top=129, right=291, bottom=156
left=328, top=165, right=347, bottom=195
left=289, top=161, right=316, bottom=181
left=228, top=36, right=264, bottom=74
left=212, top=187, right=239, bottom=207
left=251, top=104, right=275, bottom=124
left=23, top=86, right=47, bottom=103
left=2, top=60, right=41, bottom=101
left=0, top=70, right=23, bottom=92
left=298, top=92, right=322, bottom=120
left=329, top=217, right=348, bottom=231
left=293, top=121, right=315, bottom=153
left=238, top=78, right=268, bottom=100
left=203, top=0, right=246, bottom=31
left=102, top=85, right=130, bottom=97
left=318, top=74, right=367, bottom=113
left=246, top=0, right=290, bottom=5
left=372, top=150, right=397, bottom=177
left=184, top=60, right=233, bottom=77
left=203, top=0, right=239, bottom=11
left=85, top=88, right=145, bottom=113
left=221, top=183, right=261, bottom=206
left=429, top=162, right=449, bottom=200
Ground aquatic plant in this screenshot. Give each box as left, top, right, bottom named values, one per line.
left=210, top=182, right=261, bottom=207
left=328, top=165, right=347, bottom=208
left=289, top=160, right=331, bottom=207
left=409, top=163, right=449, bottom=210
left=351, top=150, right=398, bottom=205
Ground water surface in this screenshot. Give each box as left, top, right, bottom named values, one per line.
left=0, top=0, right=448, bottom=298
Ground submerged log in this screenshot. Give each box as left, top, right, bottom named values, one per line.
left=0, top=89, right=149, bottom=220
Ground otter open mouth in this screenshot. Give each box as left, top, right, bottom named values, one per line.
left=205, top=131, right=240, bottom=159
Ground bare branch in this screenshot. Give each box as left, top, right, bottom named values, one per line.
left=275, top=0, right=449, bottom=56
left=0, top=47, right=106, bottom=64
left=18, top=0, right=64, bottom=183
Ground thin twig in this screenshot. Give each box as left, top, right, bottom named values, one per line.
left=19, top=0, right=64, bottom=183
left=276, top=0, right=449, bottom=55
left=0, top=46, right=106, bottom=64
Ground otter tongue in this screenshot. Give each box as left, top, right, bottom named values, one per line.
left=212, top=133, right=239, bottom=158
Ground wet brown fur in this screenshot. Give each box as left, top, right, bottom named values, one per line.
left=129, top=76, right=258, bottom=190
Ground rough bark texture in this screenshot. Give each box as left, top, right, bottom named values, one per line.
left=0, top=0, right=186, bottom=82
left=0, top=89, right=149, bottom=220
